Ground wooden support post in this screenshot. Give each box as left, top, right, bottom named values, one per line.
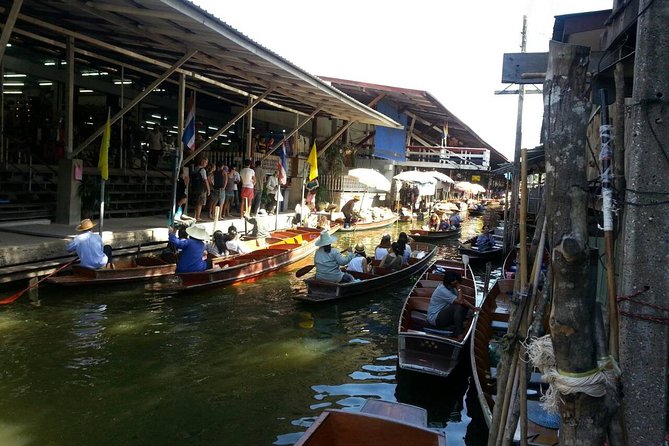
left=544, top=40, right=617, bottom=444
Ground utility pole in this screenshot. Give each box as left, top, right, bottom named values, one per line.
left=508, top=15, right=527, bottom=252
left=619, top=1, right=669, bottom=444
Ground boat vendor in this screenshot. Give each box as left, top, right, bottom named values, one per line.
left=313, top=230, right=354, bottom=283
left=225, top=225, right=251, bottom=254
left=427, top=271, right=479, bottom=337
left=168, top=223, right=210, bottom=273
left=476, top=226, right=495, bottom=250
left=341, top=195, right=360, bottom=228
left=346, top=243, right=371, bottom=273
left=244, top=209, right=271, bottom=238
left=66, top=218, right=113, bottom=270
left=449, top=211, right=462, bottom=228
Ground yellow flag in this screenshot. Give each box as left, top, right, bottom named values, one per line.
left=307, top=142, right=318, bottom=181
left=98, top=110, right=110, bottom=180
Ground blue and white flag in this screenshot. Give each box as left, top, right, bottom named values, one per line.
left=277, top=142, right=288, bottom=185
left=182, top=93, right=196, bottom=151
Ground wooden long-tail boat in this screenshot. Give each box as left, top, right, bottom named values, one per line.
left=409, top=227, right=461, bottom=242
left=47, top=227, right=327, bottom=287
left=336, top=215, right=399, bottom=232
left=470, top=279, right=559, bottom=445
left=294, top=399, right=445, bottom=446
left=502, top=244, right=550, bottom=279
left=297, top=242, right=437, bottom=303
left=397, top=258, right=479, bottom=378
left=173, top=227, right=337, bottom=291
left=458, top=235, right=504, bottom=262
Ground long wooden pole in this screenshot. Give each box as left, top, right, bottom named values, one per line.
left=598, top=89, right=619, bottom=360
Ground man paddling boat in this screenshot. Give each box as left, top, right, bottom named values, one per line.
left=66, top=218, right=113, bottom=269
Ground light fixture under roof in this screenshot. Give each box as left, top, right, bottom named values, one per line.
left=4, top=73, right=26, bottom=78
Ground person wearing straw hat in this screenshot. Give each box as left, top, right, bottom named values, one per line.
left=66, top=218, right=113, bottom=270
left=168, top=223, right=210, bottom=273
left=346, top=243, right=371, bottom=273
left=313, top=230, right=354, bottom=283
left=341, top=195, right=360, bottom=228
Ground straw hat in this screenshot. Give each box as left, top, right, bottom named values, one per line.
left=354, top=243, right=366, bottom=254
left=186, top=224, right=209, bottom=241
left=315, top=230, right=338, bottom=247
left=353, top=195, right=361, bottom=201
left=76, top=218, right=97, bottom=231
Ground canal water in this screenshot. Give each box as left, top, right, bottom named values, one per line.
left=0, top=217, right=500, bottom=446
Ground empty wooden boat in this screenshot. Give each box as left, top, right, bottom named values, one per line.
left=46, top=256, right=176, bottom=286
left=409, top=227, right=461, bottom=242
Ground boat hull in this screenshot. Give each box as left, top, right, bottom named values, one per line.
left=46, top=257, right=176, bottom=286
left=409, top=228, right=461, bottom=242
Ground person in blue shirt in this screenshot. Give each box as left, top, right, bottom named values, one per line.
left=476, top=226, right=495, bottom=250
left=449, top=212, right=462, bottom=228
left=168, top=224, right=210, bottom=273
left=66, top=218, right=113, bottom=269
left=313, top=230, right=354, bottom=283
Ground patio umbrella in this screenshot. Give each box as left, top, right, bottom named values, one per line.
left=425, top=170, right=454, bottom=183
left=393, top=170, right=436, bottom=184
left=454, top=181, right=473, bottom=192
left=347, top=168, right=391, bottom=191
left=470, top=184, right=486, bottom=194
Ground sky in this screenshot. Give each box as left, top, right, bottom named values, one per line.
left=191, top=0, right=613, bottom=161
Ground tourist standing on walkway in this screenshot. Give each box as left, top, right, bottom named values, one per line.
left=252, top=160, right=266, bottom=215
left=168, top=224, right=209, bottom=273
left=230, top=165, right=241, bottom=213
left=239, top=159, right=256, bottom=218
left=147, top=126, right=164, bottom=166
left=190, top=157, right=210, bottom=222
left=222, top=166, right=235, bottom=217
left=66, top=218, right=113, bottom=269
left=209, top=160, right=227, bottom=219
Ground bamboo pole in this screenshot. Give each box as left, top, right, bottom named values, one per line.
left=518, top=147, right=529, bottom=446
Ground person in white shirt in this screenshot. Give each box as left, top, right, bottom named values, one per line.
left=239, top=159, right=256, bottom=218
left=347, top=243, right=370, bottom=273
left=225, top=225, right=250, bottom=255
left=374, top=234, right=392, bottom=260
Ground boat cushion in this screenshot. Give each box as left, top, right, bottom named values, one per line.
left=491, top=320, right=509, bottom=332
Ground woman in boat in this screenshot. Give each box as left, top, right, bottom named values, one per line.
left=428, top=213, right=440, bottom=231
left=206, top=230, right=230, bottom=258
left=225, top=225, right=251, bottom=255
left=313, top=230, right=354, bottom=283
left=397, top=232, right=412, bottom=265
left=374, top=234, right=392, bottom=260
left=168, top=224, right=210, bottom=273
left=379, top=242, right=403, bottom=271
left=346, top=243, right=371, bottom=273
left=426, top=271, right=477, bottom=337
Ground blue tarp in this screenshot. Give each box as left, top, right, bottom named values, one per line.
left=374, top=100, right=407, bottom=161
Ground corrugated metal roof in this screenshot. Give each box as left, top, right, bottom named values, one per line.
left=2, top=0, right=401, bottom=128
left=319, top=77, right=508, bottom=164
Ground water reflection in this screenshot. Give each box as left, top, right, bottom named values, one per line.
left=0, top=218, right=498, bottom=446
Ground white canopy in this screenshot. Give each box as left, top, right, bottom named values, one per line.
left=425, top=171, right=454, bottom=184
left=347, top=168, right=391, bottom=191
left=393, top=170, right=437, bottom=184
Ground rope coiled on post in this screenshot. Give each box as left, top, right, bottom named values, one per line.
left=527, top=335, right=620, bottom=414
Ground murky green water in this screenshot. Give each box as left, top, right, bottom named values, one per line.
left=0, top=220, right=498, bottom=446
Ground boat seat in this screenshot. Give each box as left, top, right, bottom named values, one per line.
left=410, top=310, right=429, bottom=330
left=424, top=327, right=455, bottom=337
left=492, top=320, right=509, bottom=332
left=411, top=287, right=433, bottom=297
left=418, top=280, right=441, bottom=288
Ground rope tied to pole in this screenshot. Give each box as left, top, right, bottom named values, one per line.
left=527, top=335, right=621, bottom=414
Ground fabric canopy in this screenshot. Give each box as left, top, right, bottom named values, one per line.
left=347, top=168, right=391, bottom=191
left=393, top=170, right=436, bottom=184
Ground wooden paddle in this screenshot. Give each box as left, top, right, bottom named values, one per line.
left=0, top=258, right=77, bottom=305
left=295, top=264, right=315, bottom=278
